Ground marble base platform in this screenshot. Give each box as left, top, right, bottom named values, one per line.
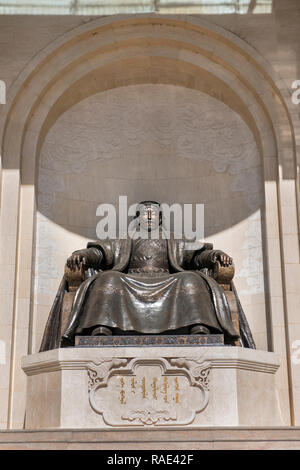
left=21, top=346, right=282, bottom=429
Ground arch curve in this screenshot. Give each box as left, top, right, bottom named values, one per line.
left=0, top=14, right=296, bottom=178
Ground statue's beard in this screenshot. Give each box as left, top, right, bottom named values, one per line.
left=149, top=222, right=160, bottom=232
left=139, top=220, right=160, bottom=234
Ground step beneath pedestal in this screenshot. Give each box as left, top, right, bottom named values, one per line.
left=0, top=427, right=300, bottom=450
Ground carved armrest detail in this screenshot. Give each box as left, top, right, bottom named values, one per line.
left=59, top=265, right=85, bottom=341
left=64, top=264, right=85, bottom=292
left=211, top=261, right=235, bottom=291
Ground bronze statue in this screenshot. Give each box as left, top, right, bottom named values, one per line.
left=40, top=201, right=255, bottom=351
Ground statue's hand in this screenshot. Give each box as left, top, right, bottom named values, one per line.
left=66, top=251, right=89, bottom=270
left=208, top=250, right=233, bottom=267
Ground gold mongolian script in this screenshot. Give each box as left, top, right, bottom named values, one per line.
left=117, top=375, right=181, bottom=404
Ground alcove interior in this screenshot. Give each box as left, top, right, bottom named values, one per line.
left=33, top=83, right=267, bottom=351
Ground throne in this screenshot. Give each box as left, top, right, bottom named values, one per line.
left=60, top=261, right=241, bottom=346
left=26, top=245, right=272, bottom=432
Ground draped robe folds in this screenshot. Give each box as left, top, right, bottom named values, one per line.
left=40, top=235, right=256, bottom=352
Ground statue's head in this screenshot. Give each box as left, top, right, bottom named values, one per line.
left=136, top=201, right=162, bottom=232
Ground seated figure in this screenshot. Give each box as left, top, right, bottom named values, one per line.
left=40, top=201, right=255, bottom=351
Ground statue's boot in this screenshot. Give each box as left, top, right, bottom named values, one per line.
left=91, top=325, right=112, bottom=336
left=189, top=324, right=210, bottom=335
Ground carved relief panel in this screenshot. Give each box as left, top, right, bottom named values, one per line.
left=87, top=356, right=211, bottom=426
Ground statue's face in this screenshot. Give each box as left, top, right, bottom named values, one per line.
left=138, top=204, right=160, bottom=232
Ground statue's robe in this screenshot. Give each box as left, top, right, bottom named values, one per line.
left=40, top=236, right=256, bottom=351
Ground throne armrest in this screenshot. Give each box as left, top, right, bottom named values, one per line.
left=59, top=265, right=85, bottom=341
left=211, top=261, right=240, bottom=345
left=64, top=264, right=85, bottom=291
left=211, top=261, right=235, bottom=291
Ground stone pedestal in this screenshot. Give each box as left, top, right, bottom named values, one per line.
left=22, top=346, right=282, bottom=429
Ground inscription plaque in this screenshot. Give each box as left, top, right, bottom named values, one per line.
left=87, top=356, right=211, bottom=426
